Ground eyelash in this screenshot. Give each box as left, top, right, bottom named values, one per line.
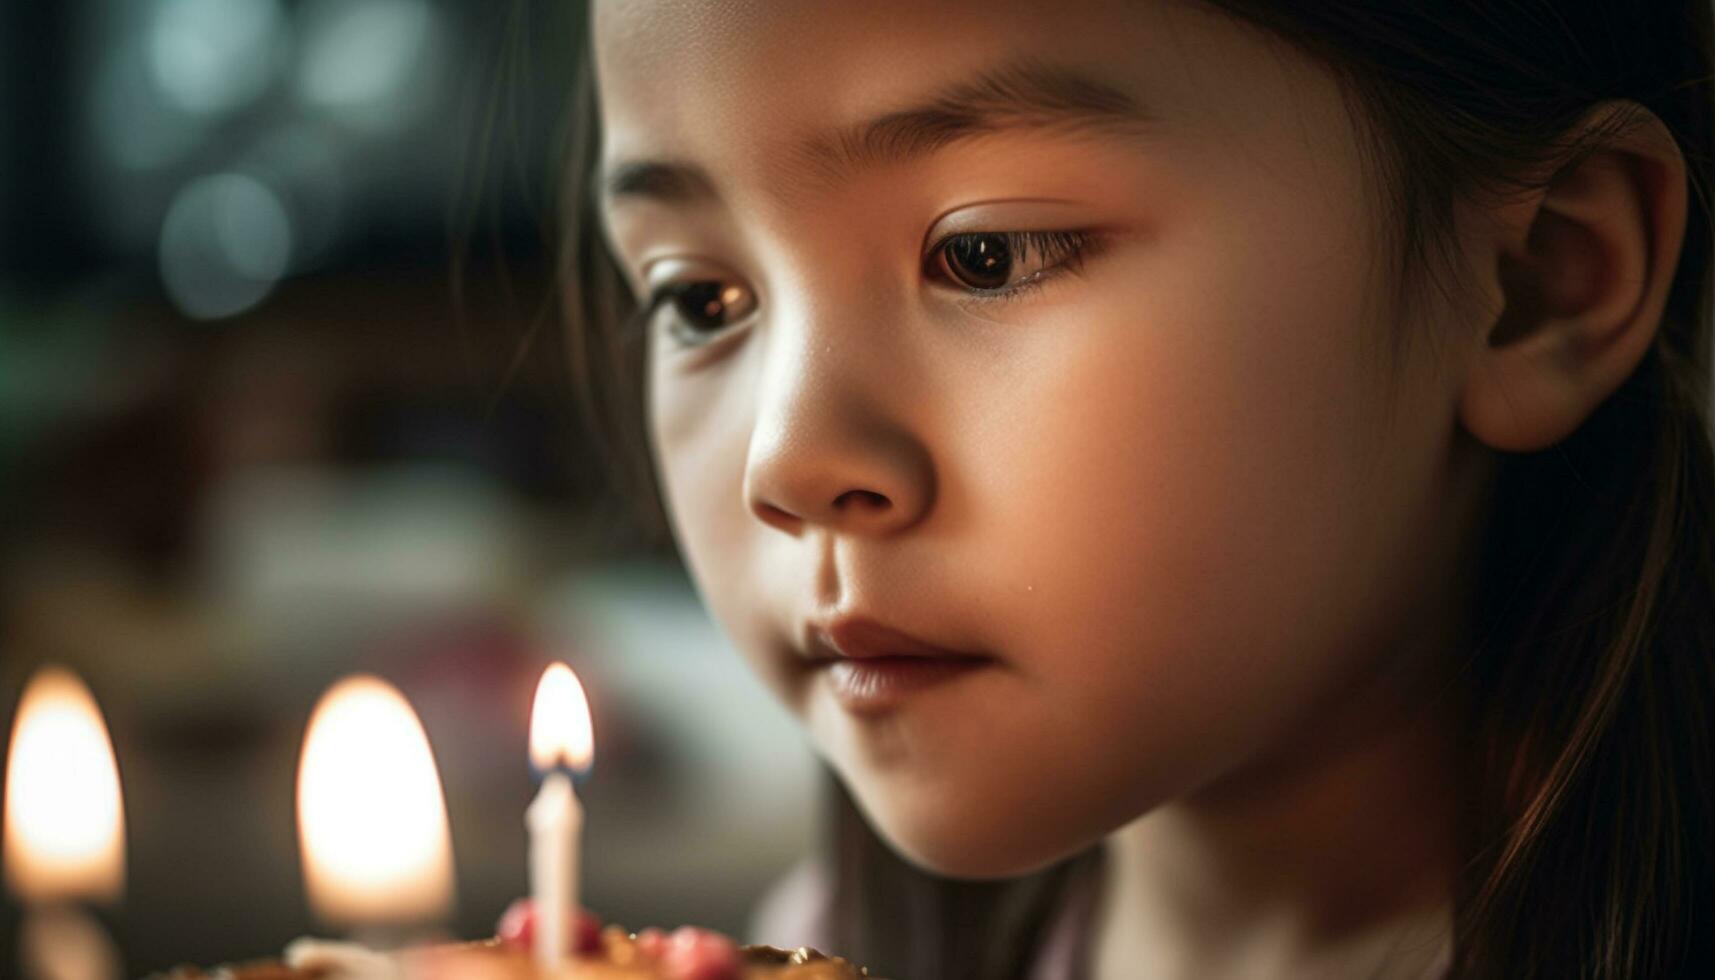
left=628, top=228, right=1104, bottom=346
left=924, top=228, right=1102, bottom=305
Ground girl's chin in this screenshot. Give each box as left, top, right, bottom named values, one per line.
left=850, top=784, right=1101, bottom=881
left=880, top=818, right=1087, bottom=881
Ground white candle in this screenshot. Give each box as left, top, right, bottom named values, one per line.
left=19, top=906, right=121, bottom=980
left=296, top=676, right=456, bottom=930
left=526, top=663, right=595, bottom=970
left=285, top=675, right=456, bottom=974
left=4, top=666, right=127, bottom=980
left=527, top=770, right=581, bottom=966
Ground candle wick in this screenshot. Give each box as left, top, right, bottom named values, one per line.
left=532, top=763, right=592, bottom=790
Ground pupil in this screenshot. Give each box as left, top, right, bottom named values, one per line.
left=673, top=281, right=728, bottom=332
left=946, top=234, right=1011, bottom=290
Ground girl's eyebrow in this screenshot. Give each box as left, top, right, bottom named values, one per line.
left=599, top=57, right=1154, bottom=212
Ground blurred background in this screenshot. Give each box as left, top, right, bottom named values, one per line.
left=0, top=0, right=821, bottom=973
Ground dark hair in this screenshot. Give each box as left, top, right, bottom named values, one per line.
left=551, top=3, right=1715, bottom=977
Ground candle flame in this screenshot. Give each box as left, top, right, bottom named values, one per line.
left=296, top=675, right=455, bottom=927
left=529, top=663, right=593, bottom=774
left=3, top=665, right=126, bottom=904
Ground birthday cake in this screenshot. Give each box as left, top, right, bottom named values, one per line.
left=153, top=905, right=871, bottom=980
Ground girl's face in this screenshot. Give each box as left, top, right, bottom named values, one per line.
left=595, top=0, right=1494, bottom=877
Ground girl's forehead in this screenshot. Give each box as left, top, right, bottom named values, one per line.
left=591, top=0, right=1247, bottom=152
left=591, top=0, right=1366, bottom=233
left=592, top=0, right=1137, bottom=78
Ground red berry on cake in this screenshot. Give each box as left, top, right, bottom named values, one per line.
left=634, top=926, right=669, bottom=959
left=659, top=926, right=741, bottom=980
left=494, top=897, right=604, bottom=954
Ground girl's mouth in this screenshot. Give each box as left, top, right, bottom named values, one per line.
left=818, top=655, right=995, bottom=714
left=801, top=616, right=996, bottom=714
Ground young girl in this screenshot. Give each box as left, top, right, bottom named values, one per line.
left=552, top=2, right=1715, bottom=977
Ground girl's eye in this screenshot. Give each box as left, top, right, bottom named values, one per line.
left=926, top=229, right=1097, bottom=299
left=637, top=228, right=1098, bottom=347
left=642, top=279, right=759, bottom=346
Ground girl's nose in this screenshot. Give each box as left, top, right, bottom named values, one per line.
left=740, top=340, right=935, bottom=539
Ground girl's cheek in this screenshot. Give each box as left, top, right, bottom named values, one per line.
left=648, top=341, right=804, bottom=693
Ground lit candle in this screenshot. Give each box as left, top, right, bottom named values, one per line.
left=290, top=675, right=455, bottom=972
left=3, top=665, right=126, bottom=980
left=526, top=663, right=594, bottom=969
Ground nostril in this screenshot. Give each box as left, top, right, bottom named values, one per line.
left=754, top=500, right=797, bottom=528
left=835, top=489, right=890, bottom=512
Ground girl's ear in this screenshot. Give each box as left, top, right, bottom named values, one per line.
left=1458, top=101, right=1689, bottom=453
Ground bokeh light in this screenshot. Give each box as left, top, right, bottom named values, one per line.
left=296, top=0, right=442, bottom=134
left=147, top=0, right=287, bottom=117
left=157, top=172, right=293, bottom=320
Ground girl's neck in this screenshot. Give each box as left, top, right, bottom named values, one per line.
left=1089, top=670, right=1466, bottom=980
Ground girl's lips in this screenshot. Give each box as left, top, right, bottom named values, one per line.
left=805, top=614, right=989, bottom=662
left=800, top=615, right=996, bottom=713
left=818, top=655, right=994, bottom=714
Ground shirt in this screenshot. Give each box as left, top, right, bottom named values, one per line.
left=748, top=855, right=1098, bottom=980
left=749, top=853, right=1452, bottom=980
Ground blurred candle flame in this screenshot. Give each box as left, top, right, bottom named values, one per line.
left=528, top=663, right=593, bottom=774
left=296, top=675, right=454, bottom=927
left=3, top=665, right=126, bottom=904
